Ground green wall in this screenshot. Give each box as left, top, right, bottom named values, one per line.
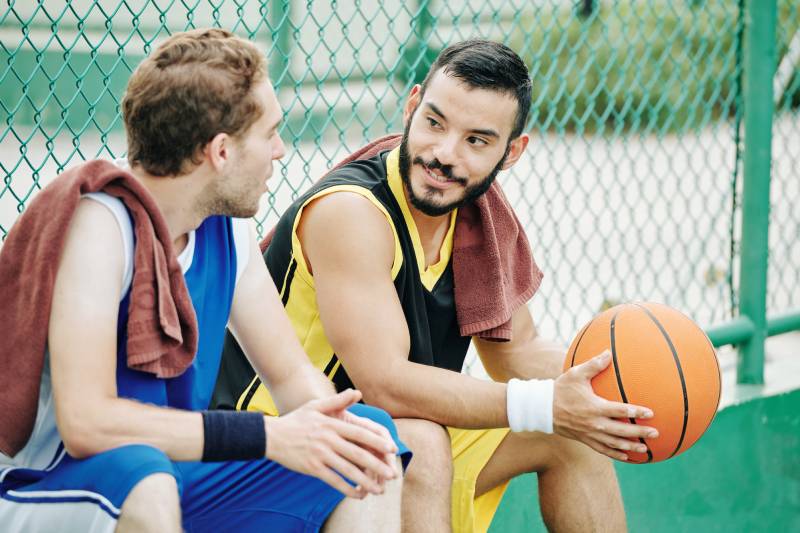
left=490, top=388, right=800, bottom=532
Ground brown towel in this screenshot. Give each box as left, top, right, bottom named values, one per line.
left=0, top=159, right=198, bottom=457
left=261, top=134, right=543, bottom=342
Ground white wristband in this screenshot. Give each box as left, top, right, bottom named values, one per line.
left=506, top=378, right=555, bottom=434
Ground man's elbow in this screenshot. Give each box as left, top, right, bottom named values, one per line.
left=529, top=336, right=567, bottom=379
left=356, top=377, right=411, bottom=417
left=60, top=428, right=98, bottom=459
left=57, top=409, right=109, bottom=459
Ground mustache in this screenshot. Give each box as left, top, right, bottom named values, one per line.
left=412, top=156, right=468, bottom=186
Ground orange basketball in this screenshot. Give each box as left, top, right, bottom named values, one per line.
left=563, top=302, right=721, bottom=463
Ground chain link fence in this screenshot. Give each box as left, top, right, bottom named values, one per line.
left=1, top=1, right=798, bottom=369
left=770, top=0, right=800, bottom=319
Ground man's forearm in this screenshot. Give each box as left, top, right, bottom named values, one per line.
left=489, top=337, right=566, bottom=382
left=353, top=336, right=565, bottom=429
left=57, top=397, right=205, bottom=461
left=356, top=359, right=509, bottom=429
left=267, top=363, right=337, bottom=414
left=475, top=326, right=566, bottom=384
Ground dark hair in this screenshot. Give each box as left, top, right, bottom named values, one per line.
left=122, top=28, right=266, bottom=176
left=420, top=40, right=532, bottom=139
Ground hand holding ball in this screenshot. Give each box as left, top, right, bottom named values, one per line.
left=564, top=302, right=721, bottom=463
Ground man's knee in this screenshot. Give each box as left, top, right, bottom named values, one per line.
left=347, top=404, right=411, bottom=468
left=122, top=471, right=180, bottom=508
left=105, top=445, right=180, bottom=532
left=395, top=419, right=452, bottom=483
left=520, top=431, right=613, bottom=474
left=118, top=473, right=180, bottom=532
left=349, top=403, right=396, bottom=433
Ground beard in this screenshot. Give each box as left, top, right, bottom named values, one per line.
left=206, top=193, right=259, bottom=219
left=397, top=116, right=508, bottom=217
left=201, top=164, right=262, bottom=219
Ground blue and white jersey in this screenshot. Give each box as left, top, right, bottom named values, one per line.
left=0, top=169, right=251, bottom=472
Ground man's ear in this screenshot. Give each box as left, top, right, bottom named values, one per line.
left=501, top=133, right=529, bottom=170
left=203, top=132, right=231, bottom=172
left=403, top=84, right=422, bottom=127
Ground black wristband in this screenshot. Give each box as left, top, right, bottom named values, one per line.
left=201, top=410, right=266, bottom=462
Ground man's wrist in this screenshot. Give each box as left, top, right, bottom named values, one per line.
left=506, top=378, right=555, bottom=434
left=263, top=416, right=276, bottom=461
left=200, top=410, right=266, bottom=461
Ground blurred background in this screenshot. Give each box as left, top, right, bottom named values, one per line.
left=1, top=1, right=798, bottom=530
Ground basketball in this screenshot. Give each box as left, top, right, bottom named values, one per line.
left=563, top=302, right=721, bottom=463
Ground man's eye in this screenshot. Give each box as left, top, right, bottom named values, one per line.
left=427, top=117, right=440, bottom=128
left=467, top=137, right=487, bottom=146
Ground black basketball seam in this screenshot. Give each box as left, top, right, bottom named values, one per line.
left=610, top=310, right=654, bottom=463
left=569, top=319, right=594, bottom=368
left=635, top=303, right=689, bottom=459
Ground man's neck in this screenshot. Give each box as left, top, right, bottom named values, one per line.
left=403, top=190, right=453, bottom=267
left=129, top=166, right=209, bottom=254
left=409, top=205, right=450, bottom=242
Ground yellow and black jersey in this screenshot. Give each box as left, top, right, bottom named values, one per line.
left=212, top=147, right=472, bottom=415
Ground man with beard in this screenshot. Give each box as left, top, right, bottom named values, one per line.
left=216, top=40, right=657, bottom=532
left=0, top=29, right=408, bottom=533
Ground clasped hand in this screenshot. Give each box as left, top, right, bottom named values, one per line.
left=264, top=389, right=399, bottom=498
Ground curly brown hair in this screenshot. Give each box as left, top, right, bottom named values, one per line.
left=122, top=28, right=267, bottom=176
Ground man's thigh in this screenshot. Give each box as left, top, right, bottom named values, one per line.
left=0, top=444, right=176, bottom=533
left=178, top=457, right=346, bottom=532
left=448, top=426, right=511, bottom=533
left=180, top=403, right=411, bottom=533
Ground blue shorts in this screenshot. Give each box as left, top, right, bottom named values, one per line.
left=0, top=404, right=411, bottom=533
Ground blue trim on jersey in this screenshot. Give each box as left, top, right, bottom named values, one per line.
left=115, top=215, right=238, bottom=410
left=43, top=444, right=65, bottom=472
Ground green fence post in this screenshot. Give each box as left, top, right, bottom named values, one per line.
left=738, top=0, right=777, bottom=384
left=269, top=0, right=291, bottom=89
left=401, top=0, right=437, bottom=84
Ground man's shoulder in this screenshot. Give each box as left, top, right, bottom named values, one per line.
left=302, top=190, right=394, bottom=243
left=74, top=194, right=128, bottom=236
left=265, top=150, right=396, bottom=270
left=318, top=149, right=390, bottom=190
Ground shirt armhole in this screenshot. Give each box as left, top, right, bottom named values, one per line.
left=231, top=217, right=252, bottom=287
left=289, top=185, right=404, bottom=287
left=82, top=192, right=134, bottom=300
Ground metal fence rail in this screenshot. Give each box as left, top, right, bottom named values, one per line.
left=1, top=0, right=798, bottom=383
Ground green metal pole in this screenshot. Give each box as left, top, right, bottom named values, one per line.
left=413, top=0, right=436, bottom=80
left=269, top=0, right=291, bottom=89
left=766, top=309, right=800, bottom=337
left=705, top=309, right=800, bottom=348
left=737, top=0, right=777, bottom=384
left=400, top=0, right=436, bottom=84
left=706, top=317, right=755, bottom=348
left=417, top=0, right=435, bottom=41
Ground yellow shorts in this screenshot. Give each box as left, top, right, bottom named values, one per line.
left=448, top=426, right=511, bottom=533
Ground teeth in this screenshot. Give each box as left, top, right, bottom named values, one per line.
left=426, top=167, right=448, bottom=183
